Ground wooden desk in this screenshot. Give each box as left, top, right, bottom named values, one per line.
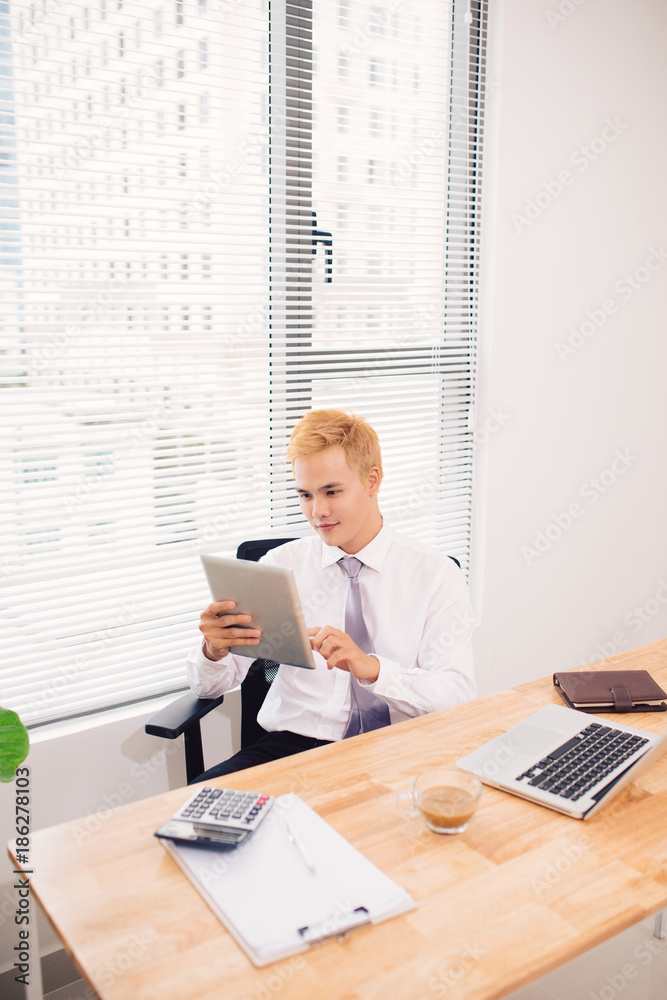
left=10, top=641, right=667, bottom=1000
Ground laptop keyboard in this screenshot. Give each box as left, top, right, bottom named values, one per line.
left=515, top=722, right=649, bottom=801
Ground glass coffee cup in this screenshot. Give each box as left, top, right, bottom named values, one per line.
left=398, top=767, right=483, bottom=834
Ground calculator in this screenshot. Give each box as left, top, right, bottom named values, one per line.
left=154, top=786, right=275, bottom=847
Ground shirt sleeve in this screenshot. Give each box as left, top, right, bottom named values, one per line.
left=186, top=640, right=254, bottom=697
left=361, top=566, right=476, bottom=717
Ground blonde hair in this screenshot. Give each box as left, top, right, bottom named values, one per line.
left=287, top=409, right=383, bottom=484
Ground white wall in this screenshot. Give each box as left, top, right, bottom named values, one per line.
left=474, top=0, right=667, bottom=695
left=3, top=0, right=667, bottom=979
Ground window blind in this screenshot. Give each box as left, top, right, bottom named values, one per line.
left=0, top=0, right=487, bottom=727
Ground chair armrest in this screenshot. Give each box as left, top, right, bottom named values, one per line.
left=145, top=692, right=225, bottom=740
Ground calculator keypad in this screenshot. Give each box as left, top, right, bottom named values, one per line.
left=174, top=787, right=274, bottom=833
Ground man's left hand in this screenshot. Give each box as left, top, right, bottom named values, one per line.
left=307, top=626, right=380, bottom=681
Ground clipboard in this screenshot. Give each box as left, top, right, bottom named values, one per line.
left=160, top=793, right=416, bottom=966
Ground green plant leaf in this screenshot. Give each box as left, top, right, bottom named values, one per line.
left=0, top=709, right=30, bottom=782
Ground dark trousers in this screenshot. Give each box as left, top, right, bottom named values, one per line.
left=192, top=730, right=334, bottom=783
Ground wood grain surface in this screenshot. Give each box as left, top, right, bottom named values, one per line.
left=9, top=640, right=667, bottom=1000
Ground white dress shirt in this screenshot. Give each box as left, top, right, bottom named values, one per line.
left=187, top=522, right=476, bottom=741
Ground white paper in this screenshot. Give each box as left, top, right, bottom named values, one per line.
left=163, top=793, right=415, bottom=965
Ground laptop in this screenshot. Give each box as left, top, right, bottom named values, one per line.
left=456, top=703, right=667, bottom=819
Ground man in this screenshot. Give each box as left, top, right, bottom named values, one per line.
left=187, top=408, right=476, bottom=778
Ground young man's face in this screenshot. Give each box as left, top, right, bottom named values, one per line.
left=294, top=446, right=382, bottom=554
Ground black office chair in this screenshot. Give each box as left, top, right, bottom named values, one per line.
left=146, top=542, right=463, bottom=783
left=145, top=538, right=296, bottom=784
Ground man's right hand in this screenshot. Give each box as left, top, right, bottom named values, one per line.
left=199, top=600, right=262, bottom=661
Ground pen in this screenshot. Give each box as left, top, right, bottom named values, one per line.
left=285, top=818, right=316, bottom=874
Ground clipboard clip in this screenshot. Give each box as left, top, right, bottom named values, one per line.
left=298, top=906, right=370, bottom=946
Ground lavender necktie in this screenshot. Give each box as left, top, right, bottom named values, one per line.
left=338, top=556, right=391, bottom=738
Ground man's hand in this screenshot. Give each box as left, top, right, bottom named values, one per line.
left=199, top=600, right=262, bottom=661
left=307, top=626, right=380, bottom=682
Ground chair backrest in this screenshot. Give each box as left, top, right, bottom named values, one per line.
left=237, top=538, right=296, bottom=748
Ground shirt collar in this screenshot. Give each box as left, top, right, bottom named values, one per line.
left=320, top=521, right=392, bottom=572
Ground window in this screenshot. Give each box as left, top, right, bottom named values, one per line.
left=369, top=58, right=385, bottom=87
left=0, top=0, right=487, bottom=726
left=199, top=92, right=209, bottom=124
left=369, top=108, right=383, bottom=137
left=369, top=6, right=387, bottom=36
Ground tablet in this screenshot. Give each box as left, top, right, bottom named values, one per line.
left=200, top=553, right=316, bottom=669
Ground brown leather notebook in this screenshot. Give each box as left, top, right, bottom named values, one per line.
left=553, top=670, right=667, bottom=713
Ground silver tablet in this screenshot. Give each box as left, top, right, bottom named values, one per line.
left=200, top=553, right=316, bottom=669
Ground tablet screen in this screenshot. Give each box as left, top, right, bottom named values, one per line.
left=200, top=554, right=316, bottom=669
